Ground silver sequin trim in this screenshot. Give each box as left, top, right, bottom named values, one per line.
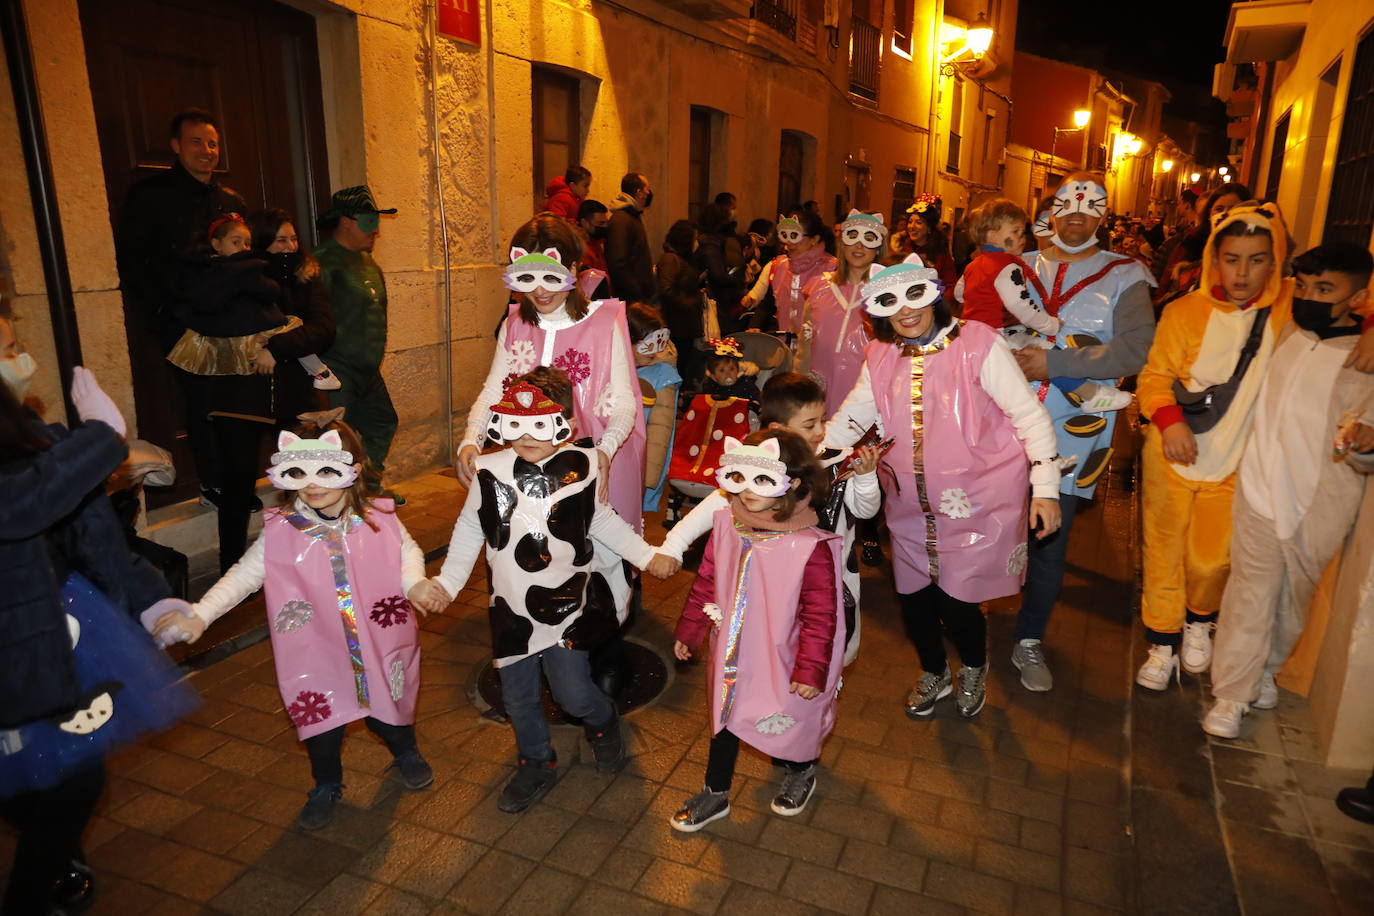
left=389, top=659, right=405, bottom=702
left=269, top=448, right=353, bottom=465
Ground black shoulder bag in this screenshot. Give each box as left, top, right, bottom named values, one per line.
left=1170, top=305, right=1270, bottom=434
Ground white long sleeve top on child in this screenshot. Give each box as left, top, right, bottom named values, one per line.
left=824, top=324, right=1062, bottom=498
left=190, top=502, right=427, bottom=628
left=460, top=301, right=637, bottom=459
left=992, top=260, right=1062, bottom=337
left=434, top=444, right=656, bottom=665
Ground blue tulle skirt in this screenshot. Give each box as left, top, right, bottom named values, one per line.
left=0, top=573, right=201, bottom=798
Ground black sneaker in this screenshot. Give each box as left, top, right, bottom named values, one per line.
left=669, top=788, right=731, bottom=833
left=298, top=784, right=343, bottom=830
left=51, top=856, right=93, bottom=910
left=584, top=715, right=627, bottom=774
left=198, top=486, right=224, bottom=511
left=860, top=538, right=883, bottom=566
left=770, top=766, right=817, bottom=816
left=497, top=754, right=558, bottom=813
left=389, top=750, right=434, bottom=790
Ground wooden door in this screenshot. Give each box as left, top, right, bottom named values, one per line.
left=79, top=0, right=331, bottom=507
left=532, top=67, right=581, bottom=201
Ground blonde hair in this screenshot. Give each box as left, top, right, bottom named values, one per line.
left=967, top=198, right=1028, bottom=245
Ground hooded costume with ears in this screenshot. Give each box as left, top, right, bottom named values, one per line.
left=1136, top=202, right=1294, bottom=645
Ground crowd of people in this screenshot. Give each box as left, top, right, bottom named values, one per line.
left=6, top=128, right=1374, bottom=909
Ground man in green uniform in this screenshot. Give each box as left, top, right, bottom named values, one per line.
left=315, top=186, right=401, bottom=499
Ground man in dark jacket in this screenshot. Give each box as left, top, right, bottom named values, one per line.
left=115, top=109, right=246, bottom=353
left=315, top=186, right=401, bottom=498
left=606, top=172, right=655, bottom=301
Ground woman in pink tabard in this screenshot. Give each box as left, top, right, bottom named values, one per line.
left=823, top=255, right=1062, bottom=721
left=669, top=429, right=844, bottom=832
left=458, top=216, right=646, bottom=680
left=800, top=209, right=887, bottom=416
left=740, top=208, right=837, bottom=341
left=150, top=420, right=448, bottom=830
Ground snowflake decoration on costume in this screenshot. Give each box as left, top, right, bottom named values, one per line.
left=370, top=595, right=412, bottom=629
left=389, top=659, right=405, bottom=702
left=1007, top=542, right=1029, bottom=577
left=273, top=599, right=313, bottom=634
left=702, top=603, right=722, bottom=625
left=755, top=713, right=796, bottom=736
left=553, top=348, right=592, bottom=386
left=287, top=690, right=332, bottom=727
left=507, top=339, right=537, bottom=375
left=938, top=487, right=973, bottom=519
left=594, top=384, right=617, bottom=420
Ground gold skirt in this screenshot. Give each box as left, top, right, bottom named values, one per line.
left=166, top=316, right=302, bottom=376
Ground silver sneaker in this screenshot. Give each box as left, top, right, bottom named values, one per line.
left=1011, top=639, right=1054, bottom=692
left=957, top=664, right=988, bottom=718
left=904, top=669, right=953, bottom=719
left=669, top=788, right=730, bottom=833
left=770, top=765, right=817, bottom=816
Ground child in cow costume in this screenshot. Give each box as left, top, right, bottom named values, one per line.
left=430, top=370, right=658, bottom=813
left=148, top=419, right=440, bottom=830
left=669, top=429, right=846, bottom=831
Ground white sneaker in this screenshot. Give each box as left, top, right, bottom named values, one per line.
left=1135, top=644, right=1179, bottom=691
left=1253, top=670, right=1279, bottom=710
left=1181, top=621, right=1215, bottom=674
left=1078, top=386, right=1133, bottom=413
left=1202, top=699, right=1249, bottom=738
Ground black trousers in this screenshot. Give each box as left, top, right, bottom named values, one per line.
left=302, top=718, right=417, bottom=787
left=704, top=729, right=814, bottom=793
left=211, top=416, right=269, bottom=573
left=899, top=584, right=987, bottom=673
left=175, top=369, right=221, bottom=491
left=0, top=762, right=105, bottom=914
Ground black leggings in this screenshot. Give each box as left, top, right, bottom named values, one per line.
left=704, top=729, right=814, bottom=793
left=1, top=761, right=105, bottom=914
left=899, top=584, right=987, bottom=673
left=302, top=718, right=417, bottom=787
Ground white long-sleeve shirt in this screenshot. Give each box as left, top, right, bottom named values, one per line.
left=745, top=259, right=775, bottom=303
left=460, top=301, right=636, bottom=458
left=190, top=503, right=427, bottom=628
left=824, top=325, right=1061, bottom=498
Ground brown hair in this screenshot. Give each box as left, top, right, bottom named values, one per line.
left=759, top=372, right=825, bottom=427
left=625, top=302, right=665, bottom=343
left=743, top=428, right=828, bottom=521
left=967, top=198, right=1027, bottom=244
left=275, top=418, right=390, bottom=529
left=518, top=366, right=576, bottom=420
left=510, top=213, right=590, bottom=325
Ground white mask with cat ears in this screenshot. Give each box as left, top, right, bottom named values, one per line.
left=860, top=254, right=943, bottom=317
left=502, top=246, right=576, bottom=294
left=776, top=215, right=805, bottom=246
left=267, top=430, right=359, bottom=491
left=839, top=210, right=889, bottom=249
left=716, top=436, right=793, bottom=498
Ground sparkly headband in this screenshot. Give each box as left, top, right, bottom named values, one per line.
left=269, top=447, right=353, bottom=466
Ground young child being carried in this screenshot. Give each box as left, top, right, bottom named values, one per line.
left=669, top=429, right=845, bottom=830
left=657, top=373, right=881, bottom=665
left=957, top=198, right=1131, bottom=413
left=1203, top=243, right=1374, bottom=737
left=167, top=212, right=337, bottom=388
left=425, top=368, right=658, bottom=813
left=149, top=419, right=440, bottom=830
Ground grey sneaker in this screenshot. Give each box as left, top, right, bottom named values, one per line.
left=389, top=750, right=434, bottom=790
left=904, top=669, right=953, bottom=719
left=670, top=788, right=731, bottom=832
left=770, top=766, right=817, bottom=816
left=1011, top=639, right=1054, bottom=692
left=957, top=664, right=988, bottom=718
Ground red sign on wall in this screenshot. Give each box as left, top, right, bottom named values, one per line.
left=438, top=0, right=481, bottom=47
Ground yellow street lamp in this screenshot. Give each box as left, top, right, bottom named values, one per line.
left=1161, top=159, right=1175, bottom=172
left=966, top=13, right=994, bottom=58
left=1052, top=110, right=1092, bottom=166
left=1072, top=109, right=1091, bottom=129
left=1190, top=172, right=1202, bottom=183
left=1218, top=165, right=1230, bottom=177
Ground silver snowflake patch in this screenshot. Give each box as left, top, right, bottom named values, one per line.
left=507, top=339, right=537, bottom=375
left=938, top=487, right=973, bottom=519
left=274, top=599, right=313, bottom=634
left=755, top=713, right=796, bottom=735
left=1007, top=542, right=1029, bottom=576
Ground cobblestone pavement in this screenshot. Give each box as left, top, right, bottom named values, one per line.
left=10, top=454, right=1363, bottom=915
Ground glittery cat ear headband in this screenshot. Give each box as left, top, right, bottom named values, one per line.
left=486, top=379, right=573, bottom=445
left=503, top=246, right=576, bottom=294
left=860, top=253, right=943, bottom=317
left=716, top=436, right=792, bottom=498
left=267, top=430, right=359, bottom=490
left=839, top=210, right=889, bottom=249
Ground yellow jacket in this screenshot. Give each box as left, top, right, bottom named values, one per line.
left=1137, top=203, right=1292, bottom=483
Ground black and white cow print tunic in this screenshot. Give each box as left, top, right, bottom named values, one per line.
left=435, top=444, right=655, bottom=666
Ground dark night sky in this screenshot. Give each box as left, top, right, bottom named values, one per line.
left=1016, top=0, right=1235, bottom=122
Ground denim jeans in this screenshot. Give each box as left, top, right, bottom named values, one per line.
left=1015, top=494, right=1085, bottom=642
left=498, top=646, right=614, bottom=761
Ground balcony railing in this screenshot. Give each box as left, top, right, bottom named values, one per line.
left=753, top=0, right=797, bottom=41
left=849, top=16, right=880, bottom=101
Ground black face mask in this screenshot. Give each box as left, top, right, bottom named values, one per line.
left=264, top=250, right=303, bottom=283
left=1292, top=297, right=1359, bottom=338
left=590, top=225, right=609, bottom=241
left=642, top=190, right=654, bottom=210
